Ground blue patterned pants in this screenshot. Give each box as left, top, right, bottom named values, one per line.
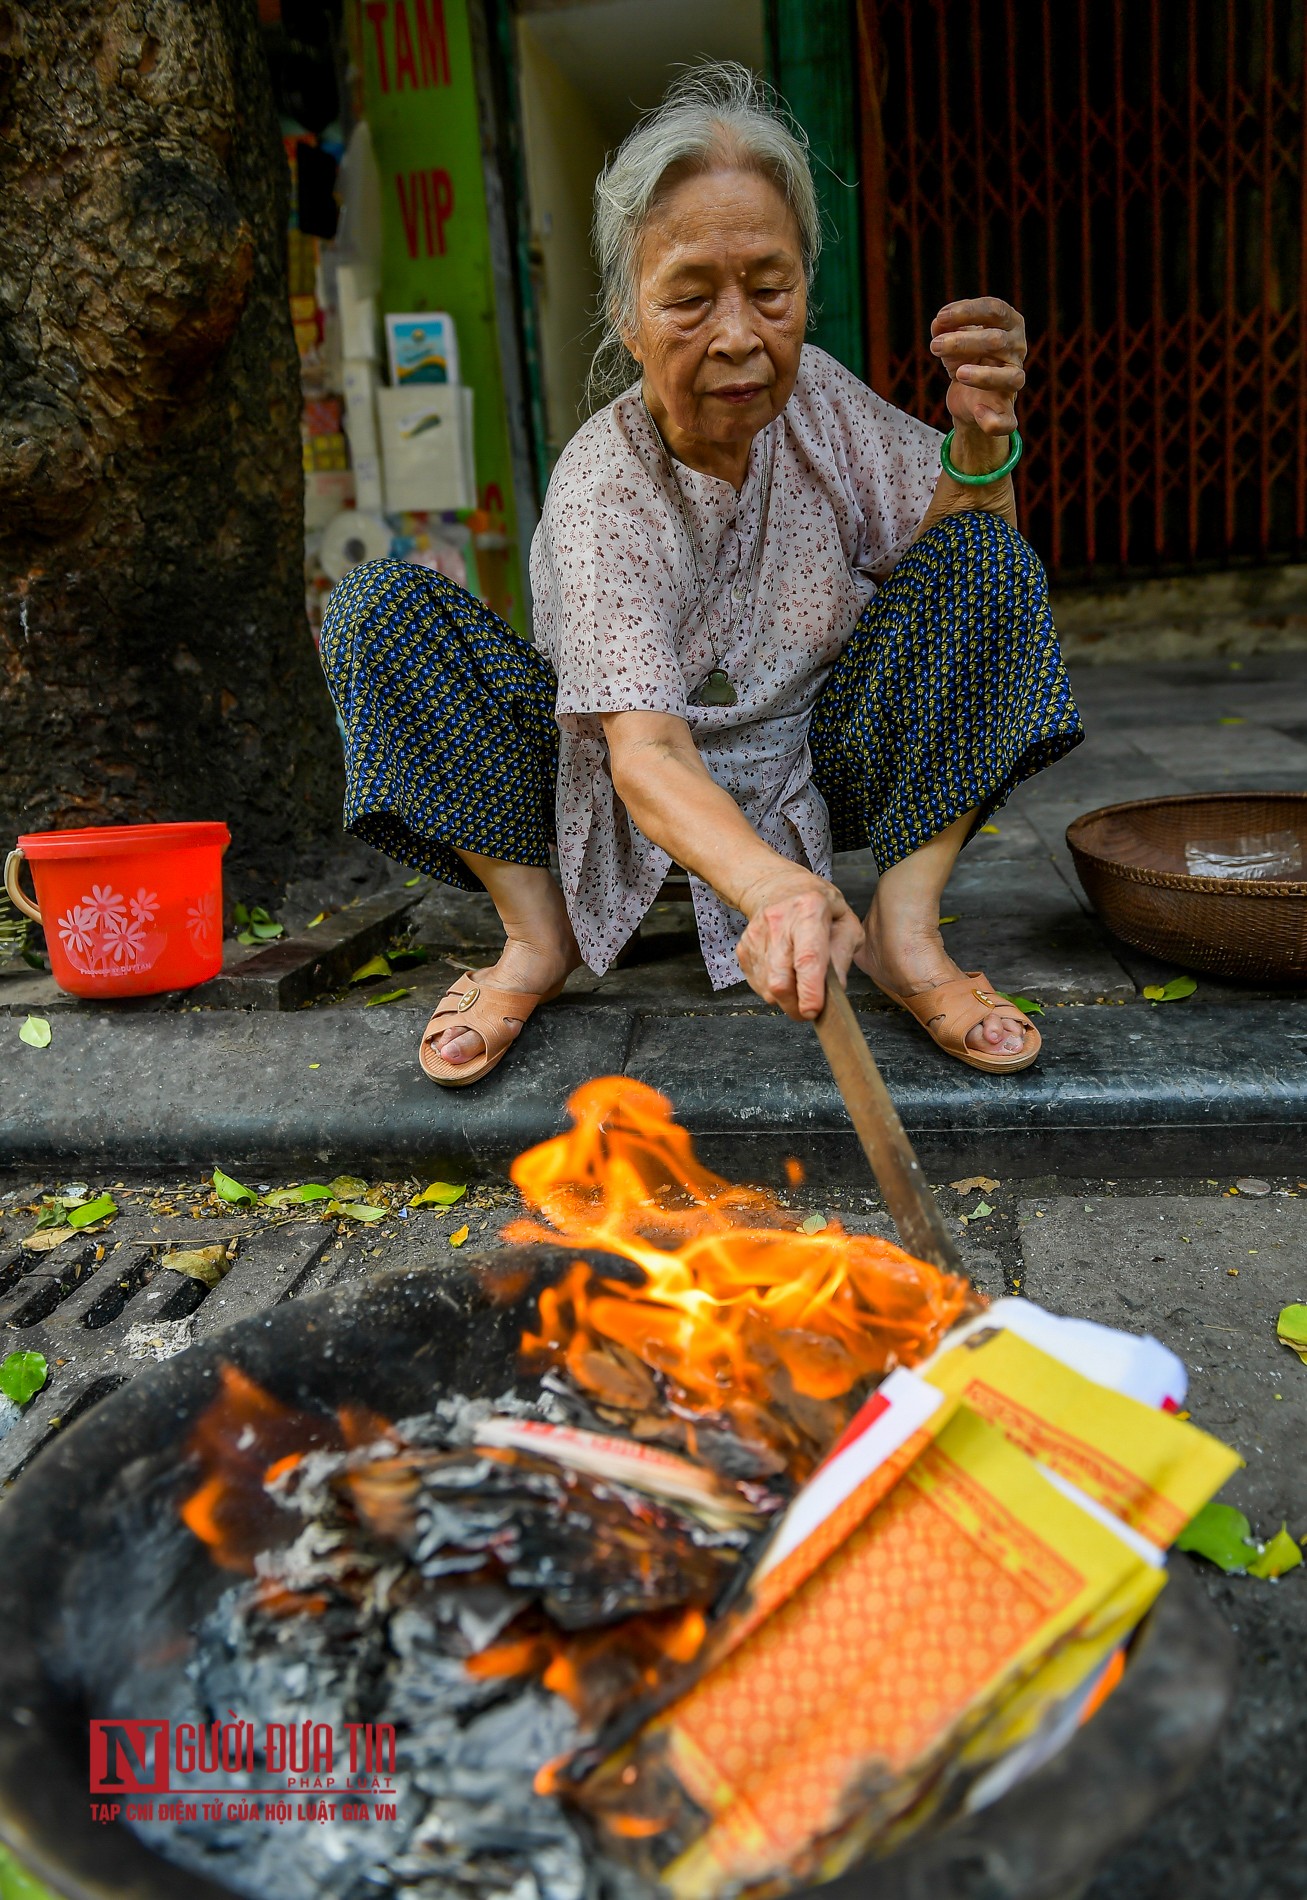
left=318, top=513, right=1083, bottom=890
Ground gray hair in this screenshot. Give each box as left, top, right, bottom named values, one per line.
left=586, top=61, right=821, bottom=412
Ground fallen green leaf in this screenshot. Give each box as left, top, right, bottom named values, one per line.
left=18, top=1015, right=51, bottom=1049
left=1175, top=1501, right=1258, bottom=1573
left=261, top=1183, right=336, bottom=1207
left=350, top=953, right=392, bottom=983
left=33, top=1197, right=71, bottom=1230
left=387, top=945, right=430, bottom=970
left=1246, top=1523, right=1304, bottom=1580
left=1143, top=975, right=1198, bottom=1003
left=799, top=1212, right=828, bottom=1235
left=937, top=915, right=959, bottom=925
left=211, top=1166, right=257, bottom=1207
left=340, top=1202, right=387, bottom=1223
left=365, top=987, right=412, bottom=1006
left=233, top=902, right=250, bottom=926
left=404, top=875, right=423, bottom=887
left=410, top=1181, right=467, bottom=1208
left=163, top=1245, right=232, bottom=1289
left=978, top=823, right=1001, bottom=835
left=448, top=1224, right=470, bottom=1247
left=66, top=1192, right=117, bottom=1229
left=1005, top=995, right=1044, bottom=1017
left=329, top=1174, right=368, bottom=1200
left=0, top=1350, right=49, bottom=1406
left=971, top=1201, right=994, bottom=1220
left=1276, top=1303, right=1307, bottom=1365
left=20, top=948, right=47, bottom=972
left=307, top=911, right=326, bottom=929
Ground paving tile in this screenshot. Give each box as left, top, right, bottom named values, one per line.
left=1122, top=722, right=1307, bottom=779
left=1015, top=1192, right=1307, bottom=1530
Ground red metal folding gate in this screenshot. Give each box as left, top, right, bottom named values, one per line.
left=857, top=0, right=1307, bottom=581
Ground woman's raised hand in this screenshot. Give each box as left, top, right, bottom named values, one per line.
left=735, top=866, right=865, bottom=1021
left=930, top=297, right=1027, bottom=441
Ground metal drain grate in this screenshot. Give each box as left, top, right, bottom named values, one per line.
left=0, top=1222, right=343, bottom=1487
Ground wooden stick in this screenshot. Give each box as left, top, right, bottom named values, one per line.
left=813, top=976, right=965, bottom=1276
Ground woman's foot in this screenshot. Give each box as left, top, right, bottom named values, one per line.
left=434, top=932, right=582, bottom=1066
left=856, top=904, right=1032, bottom=1058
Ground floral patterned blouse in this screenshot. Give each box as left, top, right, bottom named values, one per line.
left=529, top=345, right=942, bottom=988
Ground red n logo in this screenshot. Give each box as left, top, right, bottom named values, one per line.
left=89, top=1719, right=170, bottom=1793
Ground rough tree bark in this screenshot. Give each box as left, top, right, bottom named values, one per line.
left=0, top=0, right=343, bottom=885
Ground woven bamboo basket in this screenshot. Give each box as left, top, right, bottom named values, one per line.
left=1066, top=792, right=1307, bottom=983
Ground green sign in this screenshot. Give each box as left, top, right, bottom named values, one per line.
left=357, top=0, right=526, bottom=631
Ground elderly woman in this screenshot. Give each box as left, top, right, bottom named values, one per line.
left=320, top=65, right=1082, bottom=1088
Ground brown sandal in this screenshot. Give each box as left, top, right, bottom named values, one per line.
left=874, top=969, right=1041, bottom=1075
left=418, top=971, right=550, bottom=1088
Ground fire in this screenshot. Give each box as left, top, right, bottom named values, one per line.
left=179, top=1364, right=390, bottom=1575
left=510, top=1079, right=975, bottom=1472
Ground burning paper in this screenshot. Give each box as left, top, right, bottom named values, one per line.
left=507, top=1078, right=977, bottom=1479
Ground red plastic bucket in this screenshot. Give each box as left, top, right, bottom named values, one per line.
left=5, top=822, right=230, bottom=999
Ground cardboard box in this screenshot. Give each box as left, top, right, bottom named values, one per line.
left=378, top=383, right=475, bottom=513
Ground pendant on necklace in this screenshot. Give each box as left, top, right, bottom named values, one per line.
left=692, top=668, right=737, bottom=707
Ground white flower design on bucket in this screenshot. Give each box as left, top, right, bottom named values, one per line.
left=102, top=912, right=148, bottom=964
left=55, top=881, right=164, bottom=978
left=83, top=883, right=127, bottom=930
left=57, top=905, right=97, bottom=961
left=186, top=890, right=218, bottom=949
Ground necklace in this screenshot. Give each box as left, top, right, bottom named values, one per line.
left=643, top=399, right=776, bottom=708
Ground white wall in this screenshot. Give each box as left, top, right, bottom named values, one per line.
left=515, top=0, right=766, bottom=459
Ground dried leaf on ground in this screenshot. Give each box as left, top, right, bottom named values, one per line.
left=1276, top=1303, right=1307, bottom=1365
left=18, top=1014, right=51, bottom=1049
left=410, top=1181, right=467, bottom=1208
left=1246, top=1524, right=1304, bottom=1580
left=350, top=953, right=391, bottom=983
left=329, top=1174, right=368, bottom=1200
left=952, top=1176, right=1000, bottom=1194
left=448, top=1224, right=470, bottom=1247
left=21, top=1228, right=77, bottom=1254
left=211, top=1167, right=257, bottom=1207
left=66, top=1192, right=116, bottom=1229
left=164, top=1245, right=232, bottom=1289
left=0, top=1351, right=48, bottom=1405
left=1143, top=975, right=1198, bottom=1003
left=1175, top=1501, right=1259, bottom=1573
left=937, top=914, right=959, bottom=925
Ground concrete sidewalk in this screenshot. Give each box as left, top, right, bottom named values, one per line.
left=4, top=654, right=1306, bottom=1175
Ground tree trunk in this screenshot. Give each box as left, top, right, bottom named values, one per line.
left=0, top=0, right=343, bottom=887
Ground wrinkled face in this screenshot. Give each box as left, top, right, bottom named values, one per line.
left=624, top=167, right=807, bottom=458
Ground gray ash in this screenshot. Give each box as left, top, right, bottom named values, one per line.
left=124, top=1384, right=768, bottom=1900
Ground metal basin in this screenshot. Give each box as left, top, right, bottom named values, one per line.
left=0, top=1255, right=1236, bottom=1900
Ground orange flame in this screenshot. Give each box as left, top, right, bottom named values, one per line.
left=179, top=1364, right=390, bottom=1575
left=509, top=1079, right=975, bottom=1469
